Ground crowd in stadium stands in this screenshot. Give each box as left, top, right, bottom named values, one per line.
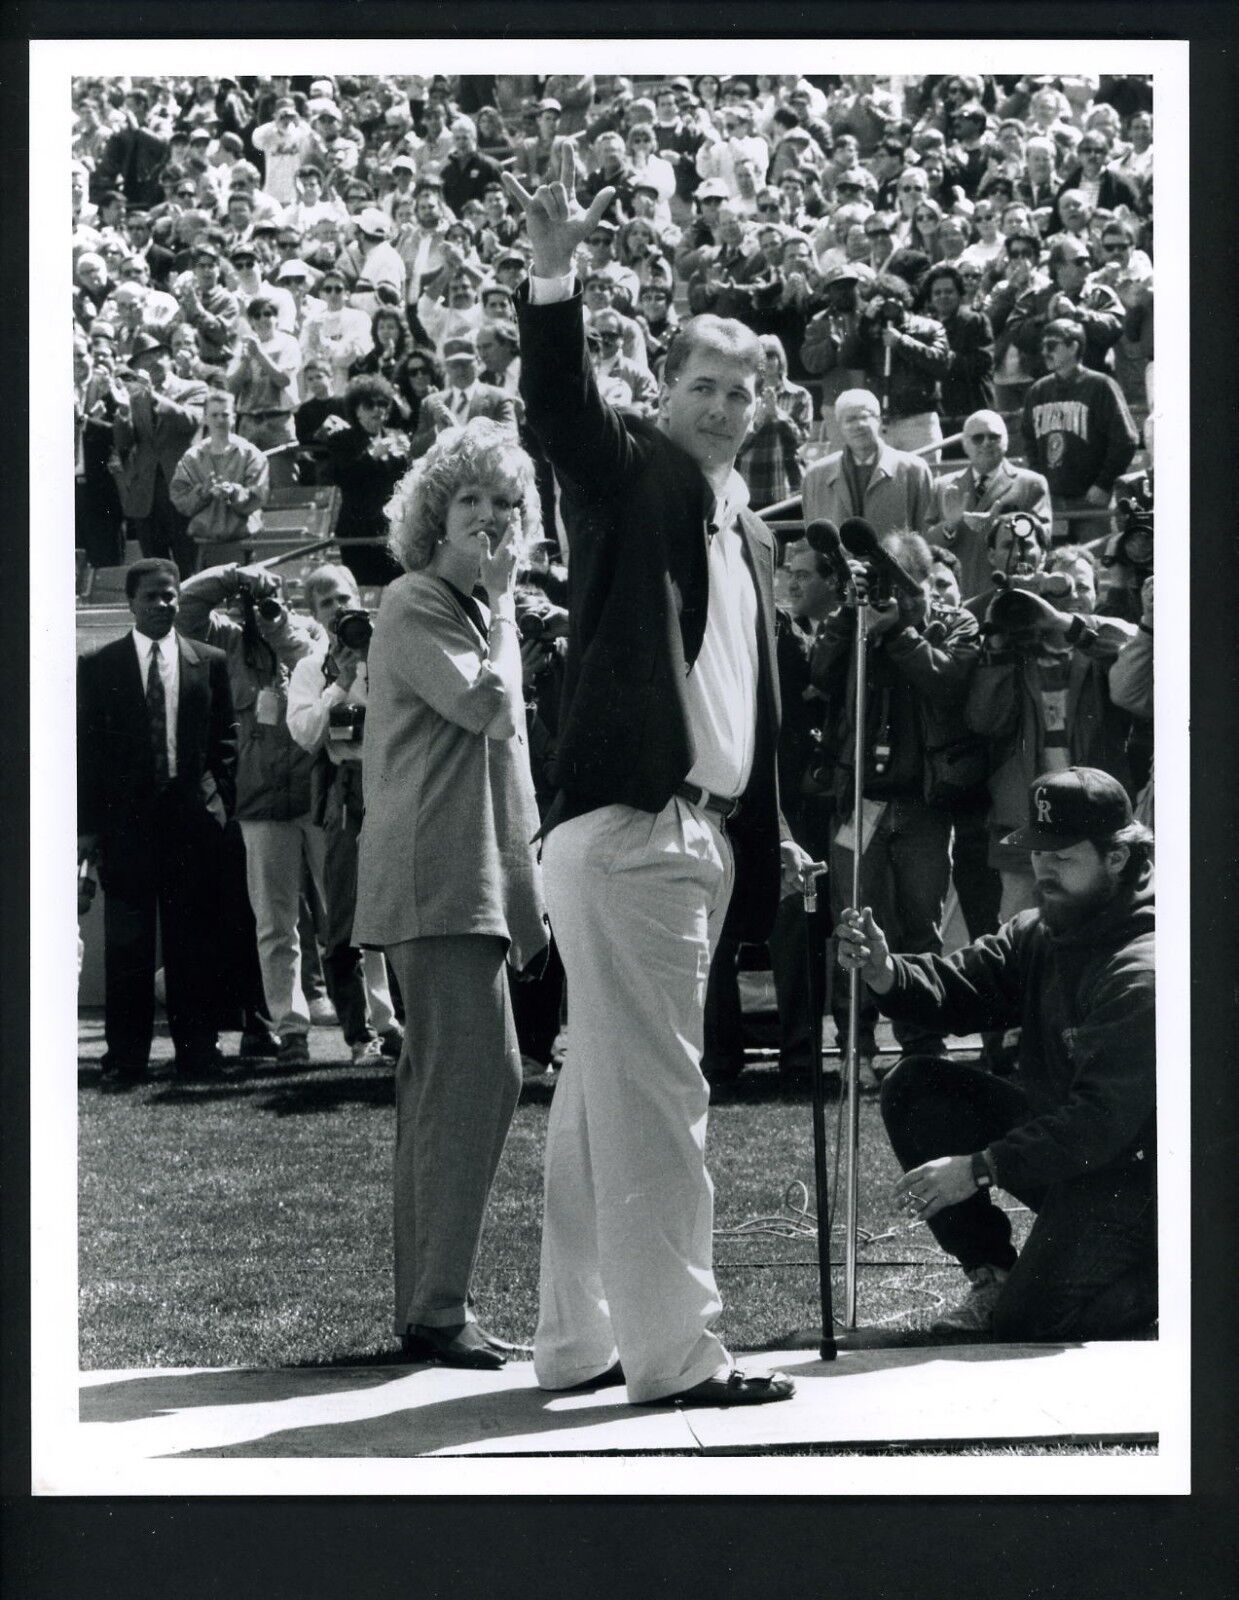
left=74, top=70, right=1155, bottom=1087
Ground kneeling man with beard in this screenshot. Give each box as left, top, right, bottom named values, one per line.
left=837, top=767, right=1156, bottom=1342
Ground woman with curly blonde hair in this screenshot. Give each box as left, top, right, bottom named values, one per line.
left=354, top=417, right=548, bottom=1370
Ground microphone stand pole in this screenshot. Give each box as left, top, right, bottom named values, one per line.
left=801, top=865, right=836, bottom=1360
left=844, top=586, right=870, bottom=1329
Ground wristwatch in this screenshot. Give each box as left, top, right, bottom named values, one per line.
left=970, top=1151, right=994, bottom=1191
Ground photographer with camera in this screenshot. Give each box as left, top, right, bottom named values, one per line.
left=808, top=274, right=950, bottom=452
left=169, top=388, right=270, bottom=574
left=177, top=560, right=339, bottom=1068
left=812, top=527, right=982, bottom=1071
left=966, top=539, right=1137, bottom=921
left=285, top=564, right=403, bottom=1066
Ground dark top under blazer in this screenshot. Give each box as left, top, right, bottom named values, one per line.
left=78, top=631, right=238, bottom=891
left=515, top=285, right=786, bottom=943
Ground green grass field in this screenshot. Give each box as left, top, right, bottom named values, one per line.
left=78, top=1018, right=1031, bottom=1373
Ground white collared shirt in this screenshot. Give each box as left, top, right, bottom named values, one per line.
left=682, top=473, right=759, bottom=799
left=132, top=628, right=180, bottom=777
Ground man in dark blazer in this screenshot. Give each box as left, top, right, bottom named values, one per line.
left=504, top=150, right=815, bottom=1409
left=407, top=332, right=517, bottom=458
left=78, top=559, right=238, bottom=1088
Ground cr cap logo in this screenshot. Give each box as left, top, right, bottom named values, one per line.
left=1034, top=786, right=1053, bottom=824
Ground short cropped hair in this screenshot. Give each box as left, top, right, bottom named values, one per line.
left=927, top=543, right=962, bottom=578
left=662, top=314, right=763, bottom=387
left=385, top=417, right=544, bottom=574
left=303, top=563, right=360, bottom=609
left=125, top=557, right=180, bottom=598
left=880, top=528, right=933, bottom=584
left=246, top=295, right=279, bottom=321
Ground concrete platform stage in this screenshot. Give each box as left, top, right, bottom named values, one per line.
left=79, top=1340, right=1160, bottom=1458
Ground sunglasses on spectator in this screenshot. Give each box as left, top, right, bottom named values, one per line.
left=1102, top=240, right=1130, bottom=253
left=757, top=203, right=781, bottom=214
left=1079, top=144, right=1106, bottom=155
left=252, top=311, right=277, bottom=321
left=898, top=182, right=923, bottom=192
left=966, top=430, right=1003, bottom=442
left=321, top=282, right=346, bottom=294
left=1008, top=248, right=1036, bottom=260
left=597, top=330, right=622, bottom=342
left=357, top=399, right=390, bottom=413
left=865, top=225, right=892, bottom=237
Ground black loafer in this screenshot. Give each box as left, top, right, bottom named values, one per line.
left=401, top=1323, right=507, bottom=1370
left=656, top=1369, right=795, bottom=1408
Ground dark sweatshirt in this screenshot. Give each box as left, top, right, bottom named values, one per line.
left=877, top=870, right=1155, bottom=1193
left=1021, top=367, right=1139, bottom=499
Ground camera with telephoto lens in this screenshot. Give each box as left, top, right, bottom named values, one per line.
left=332, top=608, right=374, bottom=653
left=1101, top=499, right=1154, bottom=577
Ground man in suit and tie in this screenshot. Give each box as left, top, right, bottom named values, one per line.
left=407, top=332, right=517, bottom=457
left=928, top=409, right=1052, bottom=602
left=504, top=149, right=816, bottom=1409
left=110, top=333, right=208, bottom=577
left=801, top=388, right=935, bottom=538
left=78, top=559, right=238, bottom=1089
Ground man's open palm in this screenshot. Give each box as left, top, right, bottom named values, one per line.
left=501, top=145, right=616, bottom=278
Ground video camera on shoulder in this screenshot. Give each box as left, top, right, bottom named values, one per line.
left=327, top=700, right=366, bottom=746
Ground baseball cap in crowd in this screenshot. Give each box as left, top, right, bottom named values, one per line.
left=1002, top=768, right=1134, bottom=850
left=129, top=331, right=168, bottom=361
left=309, top=97, right=342, bottom=121
left=535, top=98, right=562, bottom=114
left=390, top=154, right=416, bottom=172
left=192, top=243, right=221, bottom=262
left=818, top=262, right=863, bottom=288
left=356, top=208, right=390, bottom=239
left=632, top=176, right=661, bottom=196
left=187, top=127, right=212, bottom=144
left=219, top=132, right=246, bottom=157
left=696, top=179, right=730, bottom=201
left=443, top=334, right=478, bottom=361
left=589, top=219, right=617, bottom=236
left=835, top=170, right=877, bottom=195
left=275, top=258, right=314, bottom=282
left=495, top=248, right=528, bottom=268
left=310, top=78, right=335, bottom=98
left=229, top=242, right=257, bottom=262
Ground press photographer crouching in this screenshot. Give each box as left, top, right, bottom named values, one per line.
left=285, top=564, right=403, bottom=1066
left=837, top=767, right=1156, bottom=1343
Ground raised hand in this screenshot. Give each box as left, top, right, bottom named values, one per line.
left=500, top=143, right=616, bottom=278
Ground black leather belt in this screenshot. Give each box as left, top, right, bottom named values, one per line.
left=674, top=782, right=739, bottom=823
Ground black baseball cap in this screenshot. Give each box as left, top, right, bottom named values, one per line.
left=1002, top=768, right=1134, bottom=850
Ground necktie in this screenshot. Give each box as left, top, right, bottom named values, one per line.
left=147, top=643, right=170, bottom=786
left=453, top=389, right=468, bottom=419
left=973, top=473, right=989, bottom=504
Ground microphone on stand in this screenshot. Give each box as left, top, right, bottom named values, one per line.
left=838, top=517, right=923, bottom=600
left=805, top=519, right=857, bottom=595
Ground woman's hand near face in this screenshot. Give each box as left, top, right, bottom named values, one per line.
left=480, top=505, right=521, bottom=597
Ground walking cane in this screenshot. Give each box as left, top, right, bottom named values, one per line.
left=805, top=518, right=874, bottom=1331
left=801, top=864, right=836, bottom=1360
left=842, top=599, right=869, bottom=1330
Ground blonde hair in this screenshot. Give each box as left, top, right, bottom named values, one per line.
left=385, top=418, right=543, bottom=573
